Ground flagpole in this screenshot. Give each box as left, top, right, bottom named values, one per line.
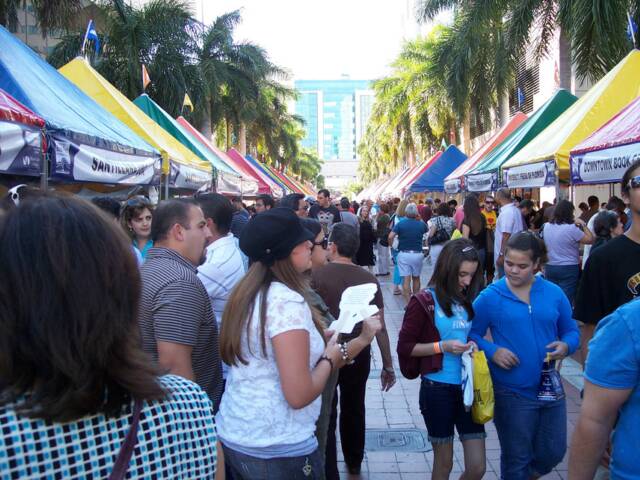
left=628, top=12, right=637, bottom=47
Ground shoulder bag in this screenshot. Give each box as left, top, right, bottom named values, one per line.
left=108, top=399, right=143, bottom=480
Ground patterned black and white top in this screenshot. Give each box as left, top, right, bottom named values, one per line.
left=139, top=247, right=223, bottom=412
left=0, top=375, right=218, bottom=479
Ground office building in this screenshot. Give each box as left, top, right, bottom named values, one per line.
left=295, top=79, right=374, bottom=190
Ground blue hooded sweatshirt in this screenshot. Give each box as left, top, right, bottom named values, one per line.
left=470, top=276, right=580, bottom=400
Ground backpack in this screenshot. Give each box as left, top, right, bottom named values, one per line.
left=398, top=290, right=436, bottom=379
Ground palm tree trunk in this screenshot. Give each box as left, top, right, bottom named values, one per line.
left=198, top=101, right=212, bottom=139
left=462, top=113, right=472, bottom=155
left=559, top=28, right=572, bottom=91
left=226, top=119, right=232, bottom=151
left=238, top=122, right=247, bottom=156
left=498, top=91, right=510, bottom=125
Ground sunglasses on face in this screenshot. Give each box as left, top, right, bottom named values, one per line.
left=628, top=175, right=640, bottom=189
left=313, top=236, right=329, bottom=250
left=126, top=196, right=151, bottom=208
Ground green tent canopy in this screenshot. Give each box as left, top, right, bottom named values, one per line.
left=133, top=94, right=243, bottom=194
left=464, top=89, right=577, bottom=192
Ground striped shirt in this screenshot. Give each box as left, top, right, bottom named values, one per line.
left=0, top=375, right=218, bottom=479
left=139, top=247, right=223, bottom=412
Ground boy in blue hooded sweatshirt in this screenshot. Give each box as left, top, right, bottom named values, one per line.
left=470, top=232, right=579, bottom=479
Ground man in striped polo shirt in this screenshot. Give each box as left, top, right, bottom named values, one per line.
left=139, top=198, right=223, bottom=412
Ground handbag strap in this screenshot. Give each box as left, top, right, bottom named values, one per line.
left=108, top=399, right=143, bottom=480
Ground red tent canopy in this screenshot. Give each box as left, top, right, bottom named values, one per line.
left=0, top=88, right=44, bottom=127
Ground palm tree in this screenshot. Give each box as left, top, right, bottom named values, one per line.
left=1, top=0, right=83, bottom=36
left=48, top=0, right=203, bottom=121
left=417, top=0, right=640, bottom=88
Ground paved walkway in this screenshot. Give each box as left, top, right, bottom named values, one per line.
left=335, top=262, right=582, bottom=479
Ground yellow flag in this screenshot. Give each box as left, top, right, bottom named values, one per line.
left=183, top=92, right=193, bottom=111
left=141, top=64, right=151, bottom=90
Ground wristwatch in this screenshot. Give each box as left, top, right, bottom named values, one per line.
left=383, top=367, right=395, bottom=374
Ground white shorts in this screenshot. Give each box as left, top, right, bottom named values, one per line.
left=397, top=251, right=424, bottom=277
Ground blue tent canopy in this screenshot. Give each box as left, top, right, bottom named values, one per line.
left=409, top=145, right=467, bottom=192
left=0, top=26, right=160, bottom=185
left=245, top=154, right=287, bottom=196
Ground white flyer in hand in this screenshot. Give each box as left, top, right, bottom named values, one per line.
left=329, top=283, right=379, bottom=334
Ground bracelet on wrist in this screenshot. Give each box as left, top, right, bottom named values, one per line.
left=316, top=355, right=334, bottom=371
left=433, top=341, right=442, bottom=354
left=383, top=366, right=395, bottom=374
left=339, top=342, right=355, bottom=365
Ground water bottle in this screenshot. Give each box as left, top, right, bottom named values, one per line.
left=537, top=353, right=565, bottom=401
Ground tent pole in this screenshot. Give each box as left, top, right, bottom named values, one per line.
left=39, top=130, right=48, bottom=191
left=164, top=174, right=169, bottom=200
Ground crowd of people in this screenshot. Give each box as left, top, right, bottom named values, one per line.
left=0, top=159, right=639, bottom=479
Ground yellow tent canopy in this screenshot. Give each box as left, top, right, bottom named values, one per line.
left=503, top=50, right=640, bottom=181
left=59, top=57, right=211, bottom=177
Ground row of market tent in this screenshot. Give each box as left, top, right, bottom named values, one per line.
left=0, top=25, right=315, bottom=198
left=359, top=49, right=640, bottom=200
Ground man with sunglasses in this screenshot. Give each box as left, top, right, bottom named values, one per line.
left=576, top=160, right=640, bottom=365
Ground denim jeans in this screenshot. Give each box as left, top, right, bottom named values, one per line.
left=544, top=264, right=580, bottom=305
left=223, top=445, right=323, bottom=480
left=493, top=387, right=567, bottom=479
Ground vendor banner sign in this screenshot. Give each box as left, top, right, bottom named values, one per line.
left=505, top=160, right=556, bottom=188
left=170, top=161, right=211, bottom=190
left=444, top=178, right=461, bottom=194
left=465, top=172, right=498, bottom=192
left=0, top=120, right=42, bottom=176
left=571, top=142, right=640, bottom=185
left=50, top=133, right=160, bottom=185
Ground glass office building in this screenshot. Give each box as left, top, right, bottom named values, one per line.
left=295, top=80, right=373, bottom=188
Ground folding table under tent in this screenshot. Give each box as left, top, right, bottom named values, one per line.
left=175, top=116, right=259, bottom=197
left=408, top=146, right=467, bottom=193
left=59, top=58, right=211, bottom=191
left=0, top=88, right=45, bottom=177
left=133, top=94, right=242, bottom=195
left=444, top=112, right=528, bottom=194
left=465, top=89, right=577, bottom=192
left=570, top=96, right=640, bottom=185
left=503, top=50, right=640, bottom=189
left=0, top=27, right=160, bottom=186
left=227, top=148, right=284, bottom=197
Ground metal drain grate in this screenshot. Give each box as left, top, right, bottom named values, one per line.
left=365, top=428, right=431, bottom=452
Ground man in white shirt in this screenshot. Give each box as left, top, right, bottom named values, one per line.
left=494, top=187, right=525, bottom=278
left=196, top=194, right=247, bottom=333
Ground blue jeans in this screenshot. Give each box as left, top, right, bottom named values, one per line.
left=493, top=387, right=567, bottom=479
left=223, top=445, right=323, bottom=480
left=544, top=264, right=580, bottom=304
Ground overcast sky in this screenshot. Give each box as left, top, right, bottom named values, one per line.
left=189, top=0, right=449, bottom=81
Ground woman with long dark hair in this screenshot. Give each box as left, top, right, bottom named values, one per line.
left=591, top=210, right=624, bottom=254
left=471, top=232, right=579, bottom=479
left=121, top=196, right=154, bottom=260
left=355, top=204, right=376, bottom=273
left=398, top=239, right=486, bottom=479
left=541, top=199, right=593, bottom=304
left=461, top=195, right=487, bottom=273
left=217, top=208, right=348, bottom=479
left=0, top=194, right=222, bottom=478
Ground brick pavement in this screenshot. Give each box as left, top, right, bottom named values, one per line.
left=335, top=261, right=582, bottom=479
